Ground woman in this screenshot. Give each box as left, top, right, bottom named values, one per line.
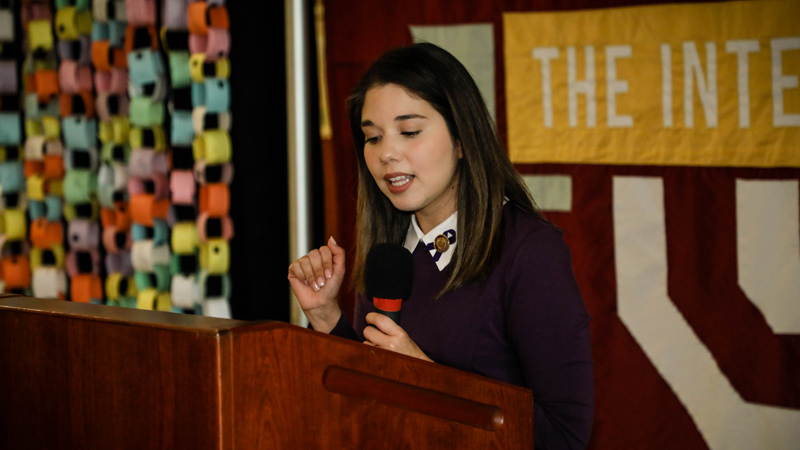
left=288, top=42, right=593, bottom=449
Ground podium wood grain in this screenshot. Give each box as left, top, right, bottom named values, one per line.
left=0, top=294, right=533, bottom=449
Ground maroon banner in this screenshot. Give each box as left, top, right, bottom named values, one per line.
left=321, top=1, right=800, bottom=447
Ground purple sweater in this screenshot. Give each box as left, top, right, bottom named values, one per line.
left=329, top=204, right=594, bottom=449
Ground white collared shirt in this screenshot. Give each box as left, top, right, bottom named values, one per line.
left=403, top=211, right=458, bottom=271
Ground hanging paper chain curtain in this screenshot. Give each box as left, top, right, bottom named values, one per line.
left=0, top=0, right=233, bottom=317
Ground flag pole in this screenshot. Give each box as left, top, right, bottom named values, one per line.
left=285, top=0, right=311, bottom=327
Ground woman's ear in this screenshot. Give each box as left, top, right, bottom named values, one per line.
left=455, top=141, right=463, bottom=159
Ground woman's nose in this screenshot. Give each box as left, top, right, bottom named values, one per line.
left=379, top=142, right=401, bottom=164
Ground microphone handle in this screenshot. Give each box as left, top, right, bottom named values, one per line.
left=374, top=308, right=401, bottom=325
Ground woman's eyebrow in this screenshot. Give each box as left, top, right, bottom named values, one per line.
left=395, top=114, right=427, bottom=122
left=360, top=114, right=428, bottom=128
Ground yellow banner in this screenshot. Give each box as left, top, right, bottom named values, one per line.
left=504, top=0, right=800, bottom=167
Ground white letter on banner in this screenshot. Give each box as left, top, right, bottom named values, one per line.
left=521, top=175, right=572, bottom=212
left=532, top=47, right=559, bottom=128
left=567, top=46, right=597, bottom=127
left=606, top=45, right=633, bottom=128
left=771, top=37, right=800, bottom=127
left=683, top=41, right=718, bottom=128
left=613, top=176, right=800, bottom=450
left=725, top=40, right=760, bottom=128
left=736, top=179, right=800, bottom=333
left=661, top=43, right=673, bottom=127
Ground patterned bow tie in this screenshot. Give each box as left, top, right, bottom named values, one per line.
left=426, top=229, right=456, bottom=262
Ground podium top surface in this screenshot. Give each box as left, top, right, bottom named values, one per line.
left=0, top=294, right=263, bottom=335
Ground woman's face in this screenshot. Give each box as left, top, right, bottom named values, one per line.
left=361, top=83, right=461, bottom=233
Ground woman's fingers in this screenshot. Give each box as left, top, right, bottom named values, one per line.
left=362, top=323, right=382, bottom=347
left=307, top=249, right=327, bottom=289
left=363, top=313, right=403, bottom=349
left=287, top=238, right=344, bottom=294
left=362, top=313, right=432, bottom=362
left=365, top=312, right=399, bottom=335
left=328, top=237, right=346, bottom=278
left=319, top=246, right=334, bottom=281
left=297, top=254, right=321, bottom=291
left=287, top=258, right=308, bottom=285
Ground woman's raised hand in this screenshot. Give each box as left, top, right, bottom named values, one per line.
left=287, top=236, right=346, bottom=333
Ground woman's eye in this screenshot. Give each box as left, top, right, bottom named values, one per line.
left=401, top=131, right=421, bottom=138
left=364, top=136, right=381, bottom=144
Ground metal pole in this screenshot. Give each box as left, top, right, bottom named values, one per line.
left=285, top=0, right=311, bottom=327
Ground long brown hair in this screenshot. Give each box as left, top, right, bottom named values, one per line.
left=347, top=43, right=544, bottom=295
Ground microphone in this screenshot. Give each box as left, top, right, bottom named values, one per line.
left=364, top=243, right=414, bottom=325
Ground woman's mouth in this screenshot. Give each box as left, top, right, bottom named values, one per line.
left=385, top=174, right=414, bottom=193
left=389, top=175, right=413, bottom=186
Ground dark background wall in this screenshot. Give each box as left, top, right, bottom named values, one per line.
left=228, top=2, right=325, bottom=322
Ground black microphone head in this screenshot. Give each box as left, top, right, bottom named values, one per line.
left=364, top=243, right=414, bottom=299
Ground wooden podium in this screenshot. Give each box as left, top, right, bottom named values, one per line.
left=0, top=294, right=533, bottom=449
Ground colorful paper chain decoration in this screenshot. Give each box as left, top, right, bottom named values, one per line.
left=0, top=0, right=232, bottom=316
left=1, top=1, right=31, bottom=294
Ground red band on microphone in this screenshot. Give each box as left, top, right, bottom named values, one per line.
left=373, top=297, right=402, bottom=312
